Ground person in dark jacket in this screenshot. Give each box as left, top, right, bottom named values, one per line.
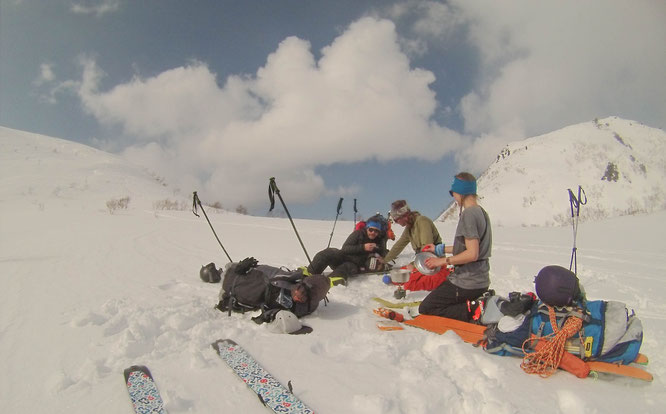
left=290, top=274, right=331, bottom=317
left=216, top=260, right=330, bottom=323
left=307, top=214, right=389, bottom=286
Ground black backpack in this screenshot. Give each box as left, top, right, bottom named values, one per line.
left=215, top=258, right=305, bottom=315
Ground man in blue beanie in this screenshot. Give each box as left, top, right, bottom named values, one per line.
left=307, top=214, right=389, bottom=286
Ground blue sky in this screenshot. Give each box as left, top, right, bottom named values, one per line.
left=2, top=0, right=665, bottom=221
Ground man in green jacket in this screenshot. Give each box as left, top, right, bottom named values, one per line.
left=383, top=200, right=442, bottom=266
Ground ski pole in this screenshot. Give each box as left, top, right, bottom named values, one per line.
left=353, top=198, right=358, bottom=227
left=192, top=191, right=233, bottom=262
left=268, top=177, right=312, bottom=264
left=327, top=197, right=344, bottom=248
left=567, top=186, right=587, bottom=274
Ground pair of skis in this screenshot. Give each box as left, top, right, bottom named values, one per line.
left=124, top=339, right=313, bottom=414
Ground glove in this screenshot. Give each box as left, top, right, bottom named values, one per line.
left=235, top=257, right=258, bottom=275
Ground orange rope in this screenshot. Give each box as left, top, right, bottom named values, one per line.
left=521, top=306, right=583, bottom=378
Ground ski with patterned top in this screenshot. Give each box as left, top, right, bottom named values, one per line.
left=212, top=339, right=314, bottom=413
left=124, top=365, right=166, bottom=414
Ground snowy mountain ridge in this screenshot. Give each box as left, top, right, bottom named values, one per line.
left=438, top=117, right=666, bottom=227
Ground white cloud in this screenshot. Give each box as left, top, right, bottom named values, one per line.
left=70, top=0, right=121, bottom=17
left=410, top=1, right=461, bottom=39
left=396, top=0, right=666, bottom=171
left=65, top=17, right=462, bottom=210
left=454, top=121, right=527, bottom=173
left=387, top=0, right=460, bottom=39
left=451, top=0, right=666, bottom=136
left=386, top=0, right=461, bottom=57
left=34, top=63, right=55, bottom=85
left=33, top=62, right=82, bottom=104
left=324, top=184, right=363, bottom=199
left=33, top=63, right=58, bottom=103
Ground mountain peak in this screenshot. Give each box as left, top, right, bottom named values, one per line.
left=438, top=117, right=666, bottom=227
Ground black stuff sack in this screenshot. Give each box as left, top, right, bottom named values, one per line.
left=534, top=265, right=581, bottom=307
left=200, top=262, right=221, bottom=283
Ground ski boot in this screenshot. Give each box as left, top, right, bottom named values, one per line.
left=329, top=276, right=347, bottom=287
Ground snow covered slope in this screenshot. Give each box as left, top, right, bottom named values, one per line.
left=0, top=126, right=186, bottom=211
left=438, top=117, right=666, bottom=227
left=1, top=126, right=665, bottom=413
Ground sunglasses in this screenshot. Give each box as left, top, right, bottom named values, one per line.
left=367, top=228, right=380, bottom=234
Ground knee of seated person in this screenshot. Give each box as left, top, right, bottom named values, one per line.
left=418, top=302, right=434, bottom=315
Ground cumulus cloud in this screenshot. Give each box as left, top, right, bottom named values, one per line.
left=386, top=0, right=462, bottom=57
left=397, top=0, right=666, bottom=172
left=66, top=17, right=462, bottom=210
left=403, top=1, right=461, bottom=40
left=458, top=0, right=665, bottom=132
left=462, top=0, right=666, bottom=157
left=70, top=0, right=122, bottom=17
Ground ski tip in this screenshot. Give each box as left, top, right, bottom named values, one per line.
left=590, top=369, right=653, bottom=382
left=211, top=339, right=237, bottom=352
left=587, top=361, right=653, bottom=382
left=123, top=365, right=152, bottom=382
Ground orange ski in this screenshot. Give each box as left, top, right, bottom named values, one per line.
left=404, top=314, right=486, bottom=344
left=587, top=361, right=653, bottom=382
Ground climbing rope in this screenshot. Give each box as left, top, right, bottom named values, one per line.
left=520, top=306, right=583, bottom=378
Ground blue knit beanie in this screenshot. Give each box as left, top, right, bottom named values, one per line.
left=366, top=220, right=382, bottom=231
left=449, top=176, right=477, bottom=196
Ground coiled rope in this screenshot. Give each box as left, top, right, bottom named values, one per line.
left=521, top=306, right=583, bottom=378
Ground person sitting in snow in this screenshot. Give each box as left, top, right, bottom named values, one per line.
left=381, top=200, right=450, bottom=291
left=307, top=214, right=389, bottom=286
left=419, top=172, right=493, bottom=322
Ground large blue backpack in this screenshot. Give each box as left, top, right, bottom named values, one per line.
left=529, top=300, right=643, bottom=364
left=484, top=299, right=643, bottom=365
